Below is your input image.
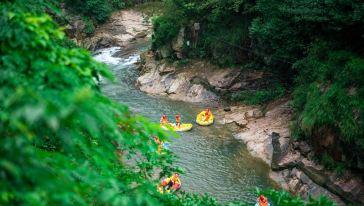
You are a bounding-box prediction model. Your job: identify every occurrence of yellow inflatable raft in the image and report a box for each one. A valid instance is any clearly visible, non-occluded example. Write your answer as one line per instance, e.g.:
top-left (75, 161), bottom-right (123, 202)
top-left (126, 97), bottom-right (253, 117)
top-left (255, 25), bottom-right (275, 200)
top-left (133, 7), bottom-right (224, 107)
top-left (161, 123), bottom-right (193, 132)
top-left (196, 111), bottom-right (214, 126)
top-left (157, 176), bottom-right (181, 194)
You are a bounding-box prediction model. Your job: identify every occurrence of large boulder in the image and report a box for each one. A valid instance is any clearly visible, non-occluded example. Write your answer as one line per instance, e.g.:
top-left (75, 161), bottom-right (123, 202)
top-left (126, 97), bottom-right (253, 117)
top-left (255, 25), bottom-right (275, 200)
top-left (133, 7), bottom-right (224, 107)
top-left (271, 168), bottom-right (346, 206)
top-left (166, 74), bottom-right (189, 94)
top-left (158, 63), bottom-right (176, 75)
top-left (186, 84), bottom-right (218, 102)
top-left (159, 44), bottom-right (173, 59)
top-left (136, 68), bottom-right (166, 94)
top-left (95, 35), bottom-right (117, 49)
top-left (171, 28), bottom-right (185, 59)
top-left (272, 132), bottom-right (289, 170)
top-left (207, 69), bottom-right (241, 89)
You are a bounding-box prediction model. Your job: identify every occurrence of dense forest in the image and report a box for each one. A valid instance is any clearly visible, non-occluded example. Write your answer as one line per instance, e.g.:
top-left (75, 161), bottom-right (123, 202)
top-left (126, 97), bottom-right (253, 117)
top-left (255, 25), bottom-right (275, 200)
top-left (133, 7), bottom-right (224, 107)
top-left (152, 0), bottom-right (364, 173)
top-left (0, 0), bottom-right (360, 205)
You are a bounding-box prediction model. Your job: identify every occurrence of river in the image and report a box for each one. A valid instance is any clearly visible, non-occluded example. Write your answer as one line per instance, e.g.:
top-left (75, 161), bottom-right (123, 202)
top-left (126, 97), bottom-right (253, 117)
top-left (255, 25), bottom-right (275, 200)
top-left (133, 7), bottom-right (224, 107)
top-left (94, 45), bottom-right (275, 204)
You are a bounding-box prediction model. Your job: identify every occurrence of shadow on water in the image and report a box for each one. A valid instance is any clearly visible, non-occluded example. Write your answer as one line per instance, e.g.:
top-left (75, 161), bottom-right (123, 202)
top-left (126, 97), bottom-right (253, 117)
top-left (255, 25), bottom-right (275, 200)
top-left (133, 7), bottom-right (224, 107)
top-left (94, 44), bottom-right (275, 204)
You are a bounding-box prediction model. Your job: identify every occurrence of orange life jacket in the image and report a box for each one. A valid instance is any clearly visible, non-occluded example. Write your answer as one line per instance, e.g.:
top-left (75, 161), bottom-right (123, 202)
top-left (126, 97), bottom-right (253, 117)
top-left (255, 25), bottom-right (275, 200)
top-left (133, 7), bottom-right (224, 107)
top-left (204, 110), bottom-right (210, 121)
top-left (259, 196), bottom-right (268, 206)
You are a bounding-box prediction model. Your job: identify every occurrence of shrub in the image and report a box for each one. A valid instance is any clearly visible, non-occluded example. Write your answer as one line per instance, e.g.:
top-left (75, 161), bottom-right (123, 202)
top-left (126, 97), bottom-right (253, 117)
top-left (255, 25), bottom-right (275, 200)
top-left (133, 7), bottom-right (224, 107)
top-left (109, 0), bottom-right (126, 9)
top-left (83, 17), bottom-right (95, 36)
top-left (64, 0), bottom-right (112, 23)
top-left (0, 2), bottom-right (174, 204)
top-left (293, 43), bottom-right (364, 150)
top-left (151, 15), bottom-right (180, 49)
top-left (231, 83), bottom-right (286, 105)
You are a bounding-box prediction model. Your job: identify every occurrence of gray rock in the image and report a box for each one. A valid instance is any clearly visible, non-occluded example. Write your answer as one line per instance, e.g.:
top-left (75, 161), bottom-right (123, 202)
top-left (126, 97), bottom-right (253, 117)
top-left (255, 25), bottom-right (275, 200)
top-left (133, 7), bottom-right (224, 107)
top-left (288, 178), bottom-right (301, 193)
top-left (245, 108), bottom-right (263, 119)
top-left (167, 75), bottom-right (189, 94)
top-left (271, 132), bottom-right (283, 170)
top-left (207, 69), bottom-right (241, 89)
top-left (298, 184), bottom-right (309, 199)
top-left (282, 169), bottom-right (290, 178)
top-left (292, 141), bottom-right (300, 150)
top-left (235, 119), bottom-right (248, 127)
top-left (158, 63), bottom-right (175, 75)
top-left (135, 31), bottom-right (148, 38)
top-left (223, 112), bottom-right (246, 126)
top-left (95, 36), bottom-right (116, 49)
top-left (299, 171), bottom-right (312, 185)
top-left (223, 107), bottom-right (231, 112)
top-left (290, 167), bottom-right (302, 178)
top-left (159, 45), bottom-right (173, 58)
top-left (298, 141), bottom-right (311, 156)
top-left (171, 28), bottom-right (185, 59)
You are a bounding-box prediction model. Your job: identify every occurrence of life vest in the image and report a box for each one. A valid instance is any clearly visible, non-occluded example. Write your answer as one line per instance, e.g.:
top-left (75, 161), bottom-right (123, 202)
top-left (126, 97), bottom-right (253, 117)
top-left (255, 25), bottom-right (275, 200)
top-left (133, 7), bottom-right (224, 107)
top-left (258, 196), bottom-right (268, 206)
top-left (161, 176), bottom-right (180, 190)
top-left (204, 110), bottom-right (210, 121)
top-left (175, 115), bottom-right (181, 127)
top-left (170, 177), bottom-right (181, 190)
top-left (161, 177), bottom-right (171, 187)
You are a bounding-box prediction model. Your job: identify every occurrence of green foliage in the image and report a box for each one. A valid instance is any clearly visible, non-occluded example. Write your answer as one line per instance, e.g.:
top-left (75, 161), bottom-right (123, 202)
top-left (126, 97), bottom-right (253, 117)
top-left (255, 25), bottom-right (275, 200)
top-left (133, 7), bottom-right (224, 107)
top-left (319, 152), bottom-right (346, 176)
top-left (293, 43), bottom-right (364, 149)
top-left (84, 17), bottom-right (96, 36)
top-left (110, 0), bottom-right (126, 10)
top-left (231, 83), bottom-right (285, 105)
top-left (151, 15), bottom-right (180, 50)
top-left (63, 0), bottom-right (144, 25)
top-left (152, 0), bottom-right (254, 66)
top-left (68, 0), bottom-right (112, 23)
top-left (0, 1), bottom-right (175, 205)
top-left (133, 1), bottom-right (165, 17)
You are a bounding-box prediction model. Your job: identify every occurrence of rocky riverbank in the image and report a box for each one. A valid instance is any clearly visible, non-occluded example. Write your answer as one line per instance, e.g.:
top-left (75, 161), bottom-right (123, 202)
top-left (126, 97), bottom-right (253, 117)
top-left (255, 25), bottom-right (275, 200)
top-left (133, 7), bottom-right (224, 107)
top-left (136, 51), bottom-right (272, 104)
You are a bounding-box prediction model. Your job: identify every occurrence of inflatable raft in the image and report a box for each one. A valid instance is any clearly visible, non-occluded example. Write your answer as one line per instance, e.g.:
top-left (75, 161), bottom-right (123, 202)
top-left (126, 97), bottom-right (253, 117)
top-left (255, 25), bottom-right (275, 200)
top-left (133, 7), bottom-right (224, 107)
top-left (196, 111), bottom-right (214, 126)
top-left (157, 183), bottom-right (181, 194)
top-left (161, 123), bottom-right (193, 132)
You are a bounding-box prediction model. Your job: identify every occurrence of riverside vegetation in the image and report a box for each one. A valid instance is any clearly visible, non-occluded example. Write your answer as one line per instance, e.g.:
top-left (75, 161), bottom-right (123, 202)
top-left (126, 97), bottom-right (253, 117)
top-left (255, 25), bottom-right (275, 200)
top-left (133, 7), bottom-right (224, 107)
top-left (0, 0), bottom-right (354, 205)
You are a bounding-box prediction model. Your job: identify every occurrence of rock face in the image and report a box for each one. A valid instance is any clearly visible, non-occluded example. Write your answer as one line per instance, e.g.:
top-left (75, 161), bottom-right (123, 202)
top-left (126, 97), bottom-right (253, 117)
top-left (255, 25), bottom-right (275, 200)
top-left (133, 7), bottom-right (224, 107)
top-left (68, 10), bottom-right (151, 50)
top-left (136, 48), bottom-right (275, 104)
top-left (230, 99), bottom-right (292, 165)
top-left (136, 53), bottom-right (243, 103)
top-left (171, 28), bottom-right (185, 59)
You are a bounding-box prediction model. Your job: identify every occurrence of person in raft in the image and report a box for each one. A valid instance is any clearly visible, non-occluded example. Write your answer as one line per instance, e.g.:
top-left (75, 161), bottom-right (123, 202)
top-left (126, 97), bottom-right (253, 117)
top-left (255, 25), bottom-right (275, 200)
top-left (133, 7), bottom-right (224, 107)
top-left (256, 195), bottom-right (269, 206)
top-left (204, 108), bottom-right (211, 121)
top-left (160, 114), bottom-right (169, 125)
top-left (175, 114), bottom-right (181, 127)
top-left (161, 173), bottom-right (181, 191)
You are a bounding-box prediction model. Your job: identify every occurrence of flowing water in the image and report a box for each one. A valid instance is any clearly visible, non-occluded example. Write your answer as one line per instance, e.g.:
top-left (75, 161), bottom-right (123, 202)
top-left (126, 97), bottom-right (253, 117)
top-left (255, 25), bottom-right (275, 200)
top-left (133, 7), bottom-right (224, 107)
top-left (94, 45), bottom-right (275, 204)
